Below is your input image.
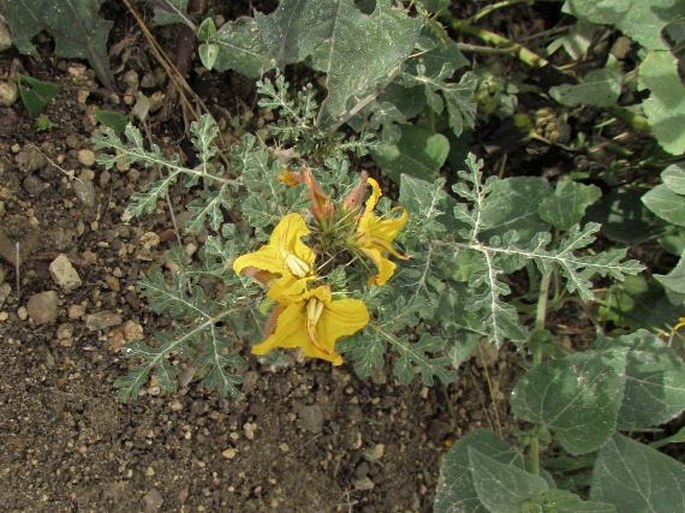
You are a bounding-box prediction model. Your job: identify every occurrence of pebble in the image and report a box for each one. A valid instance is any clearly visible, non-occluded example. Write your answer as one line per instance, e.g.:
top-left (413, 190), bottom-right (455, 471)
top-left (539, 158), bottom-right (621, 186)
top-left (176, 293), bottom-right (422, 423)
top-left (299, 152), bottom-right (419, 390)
top-left (22, 174), bottom-right (47, 197)
top-left (0, 283), bottom-right (10, 308)
top-left (77, 149), bottom-right (96, 167)
top-left (142, 489), bottom-right (163, 513)
top-left (170, 400), bottom-right (183, 412)
top-left (49, 254), bottom-right (82, 291)
top-left (0, 80), bottom-right (17, 107)
top-left (18, 306), bottom-right (28, 320)
top-left (297, 404), bottom-right (324, 434)
top-left (123, 320), bottom-right (144, 341)
top-left (86, 310), bottom-right (123, 330)
top-left (0, 19), bottom-right (11, 52)
top-left (56, 323), bottom-right (74, 347)
top-left (243, 422), bottom-right (257, 441)
top-left (352, 476), bottom-right (375, 491)
top-left (68, 304), bottom-right (86, 319)
top-left (72, 180), bottom-right (96, 208)
top-left (26, 291), bottom-right (59, 324)
top-left (15, 147), bottom-right (46, 173)
top-left (222, 448), bottom-right (237, 460)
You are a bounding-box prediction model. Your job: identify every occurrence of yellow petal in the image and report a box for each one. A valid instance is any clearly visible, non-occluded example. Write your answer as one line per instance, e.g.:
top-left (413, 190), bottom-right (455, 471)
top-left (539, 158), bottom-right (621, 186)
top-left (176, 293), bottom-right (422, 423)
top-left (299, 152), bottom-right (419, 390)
top-left (251, 302), bottom-right (309, 355)
top-left (361, 247), bottom-right (397, 286)
top-left (232, 213), bottom-right (315, 279)
top-left (314, 297), bottom-right (369, 358)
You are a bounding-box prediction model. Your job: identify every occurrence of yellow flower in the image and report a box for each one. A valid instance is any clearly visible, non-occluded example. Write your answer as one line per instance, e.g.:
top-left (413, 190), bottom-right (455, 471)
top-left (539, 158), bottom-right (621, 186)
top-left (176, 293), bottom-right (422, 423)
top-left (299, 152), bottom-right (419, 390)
top-left (280, 167), bottom-right (334, 222)
top-left (252, 285), bottom-right (369, 365)
top-left (233, 213), bottom-right (317, 300)
top-left (355, 178), bottom-right (409, 285)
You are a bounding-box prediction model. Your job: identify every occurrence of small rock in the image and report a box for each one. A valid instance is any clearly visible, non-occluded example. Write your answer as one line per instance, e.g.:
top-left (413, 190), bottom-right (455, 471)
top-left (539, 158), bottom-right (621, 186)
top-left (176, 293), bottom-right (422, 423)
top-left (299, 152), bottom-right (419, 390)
top-left (243, 422), bottom-right (257, 441)
top-left (0, 80), bottom-right (17, 107)
top-left (49, 254), bottom-right (82, 291)
top-left (73, 179), bottom-right (96, 208)
top-left (0, 19), bottom-right (11, 52)
top-left (17, 306), bottom-right (28, 320)
top-left (0, 283), bottom-right (10, 307)
top-left (352, 476), bottom-right (375, 491)
top-left (56, 323), bottom-right (74, 347)
top-left (297, 404), bottom-right (323, 434)
top-left (142, 489), bottom-right (163, 513)
top-left (242, 371), bottom-right (259, 393)
top-left (222, 448), bottom-right (237, 460)
top-left (65, 134), bottom-right (80, 149)
top-left (364, 443), bottom-right (385, 462)
top-left (15, 147), bottom-right (46, 173)
top-left (169, 400), bottom-right (183, 412)
top-left (86, 310), bottom-right (123, 330)
top-left (26, 291), bottom-right (59, 324)
top-left (123, 320), bottom-right (144, 341)
top-left (68, 304), bottom-right (86, 319)
top-left (22, 175), bottom-right (47, 197)
top-left (77, 149), bottom-right (96, 167)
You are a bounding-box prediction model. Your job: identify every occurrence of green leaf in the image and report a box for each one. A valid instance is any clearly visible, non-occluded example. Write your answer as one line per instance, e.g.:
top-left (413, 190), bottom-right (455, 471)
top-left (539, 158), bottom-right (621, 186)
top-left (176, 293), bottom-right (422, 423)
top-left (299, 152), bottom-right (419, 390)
top-left (550, 57), bottom-right (622, 107)
top-left (591, 434), bottom-right (685, 513)
top-left (531, 490), bottom-right (616, 513)
top-left (94, 109), bottom-right (129, 135)
top-left (152, 0), bottom-right (189, 26)
top-left (642, 184), bottom-right (685, 226)
top-left (655, 250), bottom-right (685, 295)
top-left (651, 425), bottom-right (685, 449)
top-left (209, 17), bottom-right (276, 77)
top-left (254, 0), bottom-right (336, 67)
top-left (373, 125), bottom-right (449, 182)
top-left (392, 333), bottom-right (455, 386)
top-left (589, 189), bottom-right (663, 244)
top-left (562, 0), bottom-right (680, 51)
top-left (3, 0), bottom-right (114, 88)
top-left (480, 177), bottom-right (551, 243)
top-left (593, 330), bottom-right (685, 430)
top-left (661, 162), bottom-right (685, 194)
top-left (511, 349), bottom-right (627, 455)
top-left (434, 430), bottom-right (526, 513)
top-left (317, 0), bottom-right (423, 127)
top-left (539, 179), bottom-right (602, 231)
top-left (638, 50), bottom-right (685, 155)
top-left (16, 73), bottom-right (59, 116)
top-left (468, 448), bottom-right (549, 513)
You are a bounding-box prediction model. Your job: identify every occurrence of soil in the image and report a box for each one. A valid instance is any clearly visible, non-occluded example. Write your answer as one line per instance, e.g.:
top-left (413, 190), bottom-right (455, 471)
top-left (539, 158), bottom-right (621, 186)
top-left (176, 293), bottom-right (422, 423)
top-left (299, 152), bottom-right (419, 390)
top-left (0, 5), bottom-right (520, 513)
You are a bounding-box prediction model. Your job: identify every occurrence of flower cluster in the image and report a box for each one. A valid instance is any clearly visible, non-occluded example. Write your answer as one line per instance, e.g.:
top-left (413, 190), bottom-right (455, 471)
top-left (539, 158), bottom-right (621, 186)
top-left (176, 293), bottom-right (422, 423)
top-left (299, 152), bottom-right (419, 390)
top-left (233, 168), bottom-right (409, 365)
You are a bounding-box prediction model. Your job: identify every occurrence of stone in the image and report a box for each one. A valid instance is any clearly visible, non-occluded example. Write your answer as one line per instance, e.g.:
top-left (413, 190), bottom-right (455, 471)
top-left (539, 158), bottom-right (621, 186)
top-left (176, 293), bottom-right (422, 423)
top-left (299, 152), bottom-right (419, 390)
top-left (15, 147), bottom-right (46, 173)
top-left (352, 476), bottom-right (375, 491)
top-left (221, 448), bottom-right (237, 460)
top-left (86, 310), bottom-right (123, 330)
top-left (77, 149), bottom-right (96, 167)
top-left (243, 422), bottom-right (257, 441)
top-left (68, 304), bottom-right (86, 319)
top-left (123, 320), bottom-right (143, 341)
top-left (142, 489), bottom-right (163, 513)
top-left (297, 404), bottom-right (324, 434)
top-left (0, 283), bottom-right (10, 307)
top-left (56, 323), bottom-right (74, 347)
top-left (0, 80), bottom-right (17, 107)
top-left (49, 254), bottom-right (82, 291)
top-left (27, 291), bottom-right (59, 324)
top-left (73, 180), bottom-right (96, 208)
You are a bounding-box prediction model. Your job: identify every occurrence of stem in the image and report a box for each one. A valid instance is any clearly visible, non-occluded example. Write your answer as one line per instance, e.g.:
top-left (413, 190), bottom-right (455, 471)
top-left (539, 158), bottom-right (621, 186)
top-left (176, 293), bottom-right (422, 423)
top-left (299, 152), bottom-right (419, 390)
top-left (470, 0), bottom-right (534, 23)
top-left (440, 13), bottom-right (550, 68)
top-left (529, 271), bottom-right (551, 475)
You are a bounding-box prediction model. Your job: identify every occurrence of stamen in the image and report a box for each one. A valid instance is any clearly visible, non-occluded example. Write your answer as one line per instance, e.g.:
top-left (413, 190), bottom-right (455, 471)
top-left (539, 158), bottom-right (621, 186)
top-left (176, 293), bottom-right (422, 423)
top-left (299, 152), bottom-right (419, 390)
top-left (285, 254), bottom-right (310, 277)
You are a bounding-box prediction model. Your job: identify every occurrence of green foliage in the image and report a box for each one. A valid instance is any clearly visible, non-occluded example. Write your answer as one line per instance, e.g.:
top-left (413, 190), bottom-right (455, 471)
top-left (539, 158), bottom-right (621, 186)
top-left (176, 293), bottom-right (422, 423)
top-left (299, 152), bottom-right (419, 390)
top-left (561, 0), bottom-right (685, 154)
top-left (16, 73), bottom-right (59, 116)
top-left (1, 0), bottom-right (114, 88)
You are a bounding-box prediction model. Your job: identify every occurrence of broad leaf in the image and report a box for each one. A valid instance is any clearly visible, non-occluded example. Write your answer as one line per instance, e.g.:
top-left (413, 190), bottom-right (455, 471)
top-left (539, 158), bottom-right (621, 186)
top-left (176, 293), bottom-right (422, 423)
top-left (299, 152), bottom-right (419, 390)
top-left (254, 0), bottom-right (336, 67)
top-left (550, 57), bottom-right (622, 107)
top-left (638, 50), bottom-right (685, 155)
top-left (591, 433), bottom-right (685, 513)
top-left (434, 430), bottom-right (525, 513)
top-left (655, 249), bottom-right (685, 295)
top-left (662, 163), bottom-right (685, 195)
top-left (3, 0), bottom-right (114, 88)
top-left (469, 448), bottom-right (549, 513)
top-left (373, 125), bottom-right (450, 182)
top-left (593, 330), bottom-right (685, 430)
top-left (317, 0), bottom-right (423, 127)
top-left (539, 179), bottom-right (602, 231)
top-left (152, 0), bottom-right (189, 26)
top-left (563, 0), bottom-right (680, 51)
top-left (511, 349), bottom-right (627, 455)
top-left (208, 17), bottom-right (275, 76)
top-left (642, 183), bottom-right (685, 226)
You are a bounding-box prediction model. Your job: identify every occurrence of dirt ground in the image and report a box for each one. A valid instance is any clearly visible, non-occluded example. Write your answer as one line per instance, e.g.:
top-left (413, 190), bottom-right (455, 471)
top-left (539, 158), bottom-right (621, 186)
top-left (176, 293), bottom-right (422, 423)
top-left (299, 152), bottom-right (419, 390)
top-left (0, 12), bottom-right (519, 513)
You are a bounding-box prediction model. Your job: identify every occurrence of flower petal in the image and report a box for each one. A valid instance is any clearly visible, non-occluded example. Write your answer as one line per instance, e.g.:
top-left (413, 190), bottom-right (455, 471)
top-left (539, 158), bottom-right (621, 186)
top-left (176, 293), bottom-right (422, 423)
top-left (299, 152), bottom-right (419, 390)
top-left (361, 247), bottom-right (397, 286)
top-left (251, 302), bottom-right (308, 355)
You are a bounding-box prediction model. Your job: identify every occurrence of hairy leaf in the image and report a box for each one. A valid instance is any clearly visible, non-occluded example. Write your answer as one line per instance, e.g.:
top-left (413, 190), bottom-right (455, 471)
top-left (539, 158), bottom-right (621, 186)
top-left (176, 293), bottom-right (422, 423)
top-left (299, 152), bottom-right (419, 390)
top-left (511, 349), bottom-right (627, 455)
top-left (642, 184), bottom-right (685, 226)
top-left (539, 179), bottom-right (602, 231)
top-left (550, 57), bottom-right (621, 108)
top-left (591, 434), bottom-right (685, 512)
top-left (3, 0), bottom-right (114, 88)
